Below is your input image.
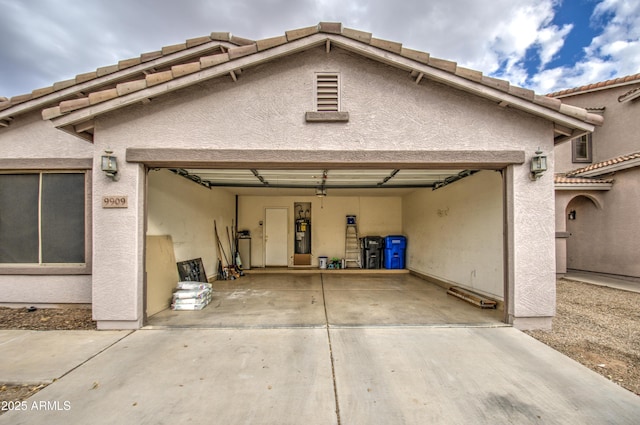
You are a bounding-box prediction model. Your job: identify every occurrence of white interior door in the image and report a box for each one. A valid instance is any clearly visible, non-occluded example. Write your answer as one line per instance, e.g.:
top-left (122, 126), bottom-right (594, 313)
top-left (265, 208), bottom-right (288, 266)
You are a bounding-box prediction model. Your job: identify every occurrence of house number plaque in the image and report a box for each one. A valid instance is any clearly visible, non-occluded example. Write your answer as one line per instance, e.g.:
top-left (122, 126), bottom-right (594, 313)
top-left (102, 196), bottom-right (128, 208)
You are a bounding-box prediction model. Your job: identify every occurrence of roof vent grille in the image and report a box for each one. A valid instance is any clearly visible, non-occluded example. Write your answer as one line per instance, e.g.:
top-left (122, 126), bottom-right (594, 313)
top-left (316, 73), bottom-right (339, 112)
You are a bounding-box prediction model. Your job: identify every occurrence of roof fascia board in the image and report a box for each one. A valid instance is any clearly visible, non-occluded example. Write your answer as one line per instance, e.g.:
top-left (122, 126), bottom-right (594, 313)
top-left (51, 32), bottom-right (593, 133)
top-left (553, 128), bottom-right (590, 145)
top-left (50, 34), bottom-right (330, 128)
top-left (326, 35), bottom-right (595, 133)
top-left (574, 157), bottom-right (640, 177)
top-left (127, 148), bottom-right (525, 169)
top-left (1, 40), bottom-right (237, 121)
top-left (554, 183), bottom-right (612, 190)
top-left (553, 80), bottom-right (640, 99)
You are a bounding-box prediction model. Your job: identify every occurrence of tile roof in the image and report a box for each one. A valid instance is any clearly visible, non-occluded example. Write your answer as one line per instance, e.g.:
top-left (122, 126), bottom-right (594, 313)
top-left (554, 173), bottom-right (614, 191)
top-left (0, 22), bottom-right (604, 133)
top-left (565, 152), bottom-right (640, 177)
top-left (554, 174), bottom-right (614, 184)
top-left (548, 73), bottom-right (640, 98)
top-left (0, 37), bottom-right (237, 125)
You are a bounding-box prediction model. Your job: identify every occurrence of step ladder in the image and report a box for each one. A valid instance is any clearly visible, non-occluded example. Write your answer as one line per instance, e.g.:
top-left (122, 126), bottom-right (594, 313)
top-left (344, 215), bottom-right (361, 268)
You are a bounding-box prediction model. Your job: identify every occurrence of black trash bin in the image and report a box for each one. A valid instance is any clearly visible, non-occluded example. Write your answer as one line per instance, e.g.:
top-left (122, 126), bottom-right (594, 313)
top-left (361, 236), bottom-right (384, 269)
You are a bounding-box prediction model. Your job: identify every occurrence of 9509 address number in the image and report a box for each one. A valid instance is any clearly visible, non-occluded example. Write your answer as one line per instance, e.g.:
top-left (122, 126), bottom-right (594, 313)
top-left (102, 196), bottom-right (128, 208)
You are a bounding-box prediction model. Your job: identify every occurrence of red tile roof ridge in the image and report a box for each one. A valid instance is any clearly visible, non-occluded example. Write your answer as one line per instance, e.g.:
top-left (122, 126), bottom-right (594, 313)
top-left (547, 73), bottom-right (640, 98)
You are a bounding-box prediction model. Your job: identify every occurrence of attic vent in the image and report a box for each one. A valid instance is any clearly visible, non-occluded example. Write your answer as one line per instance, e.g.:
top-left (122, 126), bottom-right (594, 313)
top-left (316, 73), bottom-right (340, 112)
top-left (305, 72), bottom-right (348, 122)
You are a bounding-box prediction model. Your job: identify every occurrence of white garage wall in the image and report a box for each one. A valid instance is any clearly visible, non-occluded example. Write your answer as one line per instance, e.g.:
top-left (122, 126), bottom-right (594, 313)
top-left (238, 195), bottom-right (402, 267)
top-left (147, 169), bottom-right (235, 280)
top-left (403, 171), bottom-right (504, 298)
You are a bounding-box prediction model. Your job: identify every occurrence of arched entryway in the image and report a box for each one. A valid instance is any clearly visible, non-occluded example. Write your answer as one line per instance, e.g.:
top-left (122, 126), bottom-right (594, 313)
top-left (566, 195), bottom-right (604, 272)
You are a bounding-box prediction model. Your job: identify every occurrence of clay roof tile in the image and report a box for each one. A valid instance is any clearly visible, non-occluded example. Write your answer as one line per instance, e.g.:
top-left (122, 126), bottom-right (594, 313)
top-left (566, 152), bottom-right (640, 176)
top-left (285, 25), bottom-right (320, 42)
top-left (0, 21), bottom-right (602, 131)
top-left (548, 72), bottom-right (640, 97)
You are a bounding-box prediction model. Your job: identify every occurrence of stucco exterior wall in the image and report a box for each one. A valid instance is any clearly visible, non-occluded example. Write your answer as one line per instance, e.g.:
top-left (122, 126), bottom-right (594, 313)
top-left (0, 112), bottom-right (93, 305)
top-left (506, 160), bottom-right (557, 329)
top-left (90, 157), bottom-right (145, 328)
top-left (238, 195), bottom-right (402, 268)
top-left (554, 140), bottom-right (574, 175)
top-left (0, 111), bottom-right (93, 160)
top-left (99, 47), bottom-right (549, 153)
top-left (403, 171), bottom-right (504, 298)
top-left (554, 84), bottom-right (639, 281)
top-left (86, 46), bottom-right (555, 329)
top-left (564, 168), bottom-right (640, 278)
top-left (0, 275), bottom-right (91, 306)
top-left (555, 82), bottom-right (640, 174)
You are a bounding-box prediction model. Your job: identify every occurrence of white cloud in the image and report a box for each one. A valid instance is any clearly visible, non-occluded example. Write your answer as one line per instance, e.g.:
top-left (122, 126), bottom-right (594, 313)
top-left (0, 0), bottom-right (637, 97)
top-left (533, 0), bottom-right (640, 93)
top-left (348, 0), bottom-right (571, 90)
top-left (531, 67), bottom-right (567, 94)
top-left (537, 23), bottom-right (573, 67)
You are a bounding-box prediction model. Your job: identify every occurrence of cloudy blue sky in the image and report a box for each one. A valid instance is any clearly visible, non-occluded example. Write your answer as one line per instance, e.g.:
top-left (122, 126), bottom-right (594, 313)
top-left (1, 0), bottom-right (638, 98)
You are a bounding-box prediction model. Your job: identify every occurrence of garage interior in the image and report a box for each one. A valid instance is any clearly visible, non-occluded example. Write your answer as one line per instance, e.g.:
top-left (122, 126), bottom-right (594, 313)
top-left (145, 165), bottom-right (506, 327)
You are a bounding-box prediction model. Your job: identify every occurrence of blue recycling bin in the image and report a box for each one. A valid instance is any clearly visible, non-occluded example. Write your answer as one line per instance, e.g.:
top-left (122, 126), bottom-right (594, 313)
top-left (383, 235), bottom-right (406, 269)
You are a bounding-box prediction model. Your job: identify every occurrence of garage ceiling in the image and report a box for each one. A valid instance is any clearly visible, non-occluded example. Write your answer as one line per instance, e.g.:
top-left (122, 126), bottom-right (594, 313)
top-left (169, 168), bottom-right (477, 196)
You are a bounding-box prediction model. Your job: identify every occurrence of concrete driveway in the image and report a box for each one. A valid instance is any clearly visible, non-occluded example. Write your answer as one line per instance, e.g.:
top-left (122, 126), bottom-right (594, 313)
top-left (1, 273), bottom-right (639, 424)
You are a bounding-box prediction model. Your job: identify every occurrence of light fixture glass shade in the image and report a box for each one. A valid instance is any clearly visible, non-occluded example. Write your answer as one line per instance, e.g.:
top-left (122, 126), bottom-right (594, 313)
top-left (531, 155), bottom-right (547, 173)
top-left (101, 151), bottom-right (118, 177)
top-left (530, 150), bottom-right (547, 179)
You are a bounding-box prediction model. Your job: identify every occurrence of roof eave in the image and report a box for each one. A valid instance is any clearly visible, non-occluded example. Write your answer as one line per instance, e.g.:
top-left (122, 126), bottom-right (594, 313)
top-left (0, 40), bottom-right (238, 121)
top-left (549, 73), bottom-right (640, 99)
top-left (48, 33), bottom-right (598, 138)
top-left (554, 183), bottom-right (612, 191)
top-left (571, 157), bottom-right (640, 177)
top-left (49, 34), bottom-right (329, 130)
top-left (328, 36), bottom-right (597, 133)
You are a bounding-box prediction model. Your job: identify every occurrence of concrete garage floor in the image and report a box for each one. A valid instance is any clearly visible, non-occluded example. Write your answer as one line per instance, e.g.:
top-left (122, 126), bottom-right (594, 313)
top-left (146, 272), bottom-right (505, 328)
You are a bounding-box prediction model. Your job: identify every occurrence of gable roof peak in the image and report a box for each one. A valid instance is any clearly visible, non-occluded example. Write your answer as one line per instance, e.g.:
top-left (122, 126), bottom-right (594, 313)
top-left (0, 22), bottom-right (603, 138)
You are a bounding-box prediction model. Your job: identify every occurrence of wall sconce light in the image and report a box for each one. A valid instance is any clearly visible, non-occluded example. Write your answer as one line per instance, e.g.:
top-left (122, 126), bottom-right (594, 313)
top-left (101, 150), bottom-right (118, 179)
top-left (530, 149), bottom-right (547, 180)
top-left (568, 210), bottom-right (576, 220)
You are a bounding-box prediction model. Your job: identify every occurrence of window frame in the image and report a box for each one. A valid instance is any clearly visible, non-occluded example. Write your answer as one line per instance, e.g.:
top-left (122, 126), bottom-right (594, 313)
top-left (0, 160), bottom-right (92, 275)
top-left (571, 133), bottom-right (593, 163)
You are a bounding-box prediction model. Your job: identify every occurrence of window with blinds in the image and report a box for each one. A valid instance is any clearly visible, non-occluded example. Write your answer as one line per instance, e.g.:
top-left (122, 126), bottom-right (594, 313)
top-left (0, 172), bottom-right (87, 265)
top-left (315, 73), bottom-right (340, 112)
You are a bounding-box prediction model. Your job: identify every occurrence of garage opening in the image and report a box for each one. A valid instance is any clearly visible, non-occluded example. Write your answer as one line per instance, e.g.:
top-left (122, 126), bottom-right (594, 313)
top-left (144, 164), bottom-right (506, 327)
